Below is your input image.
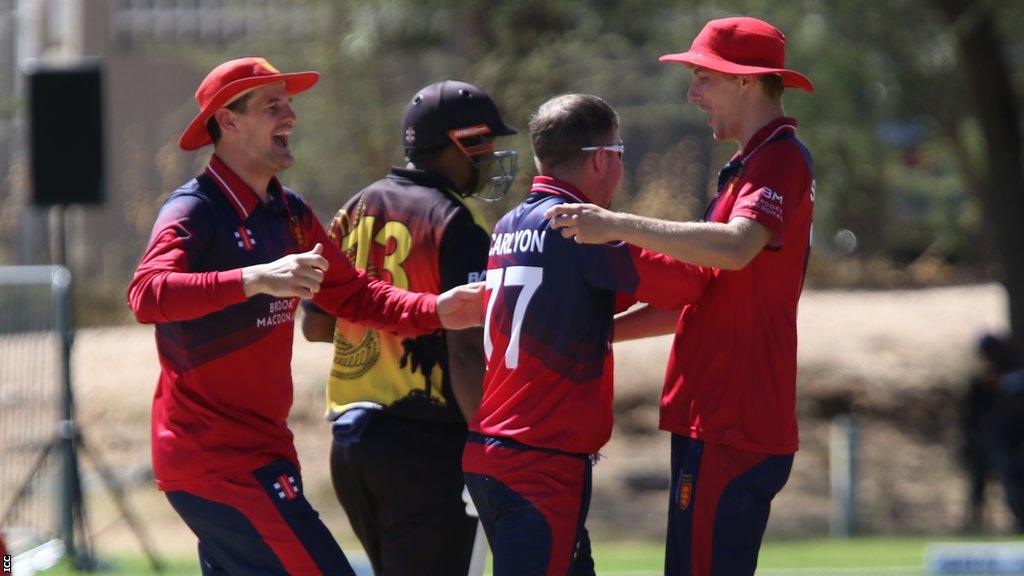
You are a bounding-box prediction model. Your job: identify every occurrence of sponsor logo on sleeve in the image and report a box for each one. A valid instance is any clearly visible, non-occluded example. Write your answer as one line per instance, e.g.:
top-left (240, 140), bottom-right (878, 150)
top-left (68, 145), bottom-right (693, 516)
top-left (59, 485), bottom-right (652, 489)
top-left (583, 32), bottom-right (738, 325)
top-left (753, 187), bottom-right (784, 222)
top-left (763, 188), bottom-right (783, 203)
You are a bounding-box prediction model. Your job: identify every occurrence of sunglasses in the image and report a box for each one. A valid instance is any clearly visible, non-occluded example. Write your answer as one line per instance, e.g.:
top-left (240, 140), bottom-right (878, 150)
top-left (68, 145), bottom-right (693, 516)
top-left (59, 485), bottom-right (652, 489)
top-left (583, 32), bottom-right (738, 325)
top-left (581, 143), bottom-right (625, 158)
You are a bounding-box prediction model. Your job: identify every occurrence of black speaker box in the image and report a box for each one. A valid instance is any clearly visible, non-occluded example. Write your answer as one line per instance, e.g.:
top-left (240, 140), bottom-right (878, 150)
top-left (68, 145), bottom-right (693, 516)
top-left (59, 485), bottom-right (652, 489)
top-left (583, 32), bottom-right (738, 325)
top-left (26, 61), bottom-right (105, 206)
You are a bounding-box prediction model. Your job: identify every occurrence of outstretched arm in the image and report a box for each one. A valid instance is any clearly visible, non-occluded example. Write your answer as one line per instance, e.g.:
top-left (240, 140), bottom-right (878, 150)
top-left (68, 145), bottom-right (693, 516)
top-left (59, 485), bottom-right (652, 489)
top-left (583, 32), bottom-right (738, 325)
top-left (545, 203), bottom-right (769, 270)
top-left (614, 303), bottom-right (680, 342)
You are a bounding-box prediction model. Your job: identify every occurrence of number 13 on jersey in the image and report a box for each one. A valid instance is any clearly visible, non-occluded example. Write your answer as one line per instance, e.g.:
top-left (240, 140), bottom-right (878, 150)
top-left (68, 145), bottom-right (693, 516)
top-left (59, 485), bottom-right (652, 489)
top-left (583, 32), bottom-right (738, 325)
top-left (483, 266), bottom-right (543, 369)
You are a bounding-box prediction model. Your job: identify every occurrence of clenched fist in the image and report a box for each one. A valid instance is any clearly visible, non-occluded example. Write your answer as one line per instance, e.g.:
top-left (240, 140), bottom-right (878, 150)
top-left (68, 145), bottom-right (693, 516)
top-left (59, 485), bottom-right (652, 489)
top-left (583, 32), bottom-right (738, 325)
top-left (437, 282), bottom-right (486, 329)
top-left (242, 243), bottom-right (329, 299)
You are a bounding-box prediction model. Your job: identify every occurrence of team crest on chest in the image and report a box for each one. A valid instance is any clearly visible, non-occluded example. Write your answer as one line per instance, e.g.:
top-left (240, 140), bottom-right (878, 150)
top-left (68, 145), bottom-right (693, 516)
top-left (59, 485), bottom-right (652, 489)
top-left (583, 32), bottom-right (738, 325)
top-left (288, 216), bottom-right (306, 248)
top-left (332, 330), bottom-right (381, 380)
top-left (234, 227), bottom-right (255, 251)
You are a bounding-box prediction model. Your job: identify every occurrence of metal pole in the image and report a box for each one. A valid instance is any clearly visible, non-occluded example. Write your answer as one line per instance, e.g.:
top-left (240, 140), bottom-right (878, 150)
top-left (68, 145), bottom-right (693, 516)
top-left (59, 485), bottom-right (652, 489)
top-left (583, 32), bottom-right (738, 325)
top-left (829, 413), bottom-right (859, 537)
top-left (50, 204), bottom-right (65, 267)
top-left (51, 265), bottom-right (76, 561)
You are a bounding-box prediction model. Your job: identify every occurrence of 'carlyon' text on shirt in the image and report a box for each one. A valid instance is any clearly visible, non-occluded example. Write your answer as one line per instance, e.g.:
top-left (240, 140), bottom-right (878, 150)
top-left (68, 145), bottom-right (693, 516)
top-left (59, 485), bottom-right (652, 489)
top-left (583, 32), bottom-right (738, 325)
top-left (257, 298), bottom-right (297, 328)
top-left (489, 229), bottom-right (546, 257)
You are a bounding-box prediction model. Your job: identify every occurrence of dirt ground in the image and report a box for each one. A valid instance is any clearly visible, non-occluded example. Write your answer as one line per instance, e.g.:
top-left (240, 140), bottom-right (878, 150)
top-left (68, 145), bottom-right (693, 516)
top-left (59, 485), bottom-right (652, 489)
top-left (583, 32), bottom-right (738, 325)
top-left (32, 282), bottom-right (1015, 555)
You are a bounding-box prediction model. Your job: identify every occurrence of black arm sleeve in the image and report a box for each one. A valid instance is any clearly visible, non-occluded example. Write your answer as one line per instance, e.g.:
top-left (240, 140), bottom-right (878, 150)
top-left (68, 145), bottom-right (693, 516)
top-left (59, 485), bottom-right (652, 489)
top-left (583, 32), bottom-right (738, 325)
top-left (438, 209), bottom-right (490, 291)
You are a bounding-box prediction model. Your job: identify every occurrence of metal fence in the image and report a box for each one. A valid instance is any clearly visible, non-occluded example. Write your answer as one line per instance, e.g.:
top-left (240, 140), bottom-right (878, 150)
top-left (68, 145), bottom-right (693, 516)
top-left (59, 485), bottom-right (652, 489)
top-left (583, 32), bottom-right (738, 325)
top-left (0, 265), bottom-right (71, 556)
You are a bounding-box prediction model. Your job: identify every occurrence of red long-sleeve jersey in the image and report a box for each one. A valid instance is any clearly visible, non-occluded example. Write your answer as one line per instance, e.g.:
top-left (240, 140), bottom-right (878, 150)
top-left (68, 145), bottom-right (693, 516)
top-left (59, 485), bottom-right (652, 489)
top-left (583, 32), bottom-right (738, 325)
top-left (128, 156), bottom-right (440, 490)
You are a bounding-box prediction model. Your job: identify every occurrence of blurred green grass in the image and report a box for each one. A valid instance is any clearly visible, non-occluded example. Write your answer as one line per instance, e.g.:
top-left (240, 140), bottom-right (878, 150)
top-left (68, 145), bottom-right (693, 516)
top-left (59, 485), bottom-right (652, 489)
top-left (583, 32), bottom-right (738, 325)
top-left (592, 537), bottom-right (930, 571)
top-left (34, 536), bottom-right (1024, 575)
top-left (33, 536), bottom-right (951, 575)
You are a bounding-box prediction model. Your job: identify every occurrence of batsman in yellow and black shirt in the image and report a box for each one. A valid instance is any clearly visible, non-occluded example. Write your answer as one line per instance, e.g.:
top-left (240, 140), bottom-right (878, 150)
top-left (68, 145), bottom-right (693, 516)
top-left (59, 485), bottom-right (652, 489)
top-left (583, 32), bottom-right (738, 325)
top-left (301, 80), bottom-right (517, 576)
top-left (309, 167), bottom-right (489, 423)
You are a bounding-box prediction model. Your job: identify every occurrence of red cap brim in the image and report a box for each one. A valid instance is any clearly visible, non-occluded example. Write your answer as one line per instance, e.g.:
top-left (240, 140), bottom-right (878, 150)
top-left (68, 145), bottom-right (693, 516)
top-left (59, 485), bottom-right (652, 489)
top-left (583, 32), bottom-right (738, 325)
top-left (659, 52), bottom-right (814, 93)
top-left (178, 71), bottom-right (319, 151)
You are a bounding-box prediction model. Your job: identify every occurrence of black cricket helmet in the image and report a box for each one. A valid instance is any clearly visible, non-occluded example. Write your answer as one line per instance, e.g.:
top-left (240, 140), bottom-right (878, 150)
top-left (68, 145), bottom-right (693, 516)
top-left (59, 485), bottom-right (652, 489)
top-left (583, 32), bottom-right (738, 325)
top-left (403, 80), bottom-right (518, 201)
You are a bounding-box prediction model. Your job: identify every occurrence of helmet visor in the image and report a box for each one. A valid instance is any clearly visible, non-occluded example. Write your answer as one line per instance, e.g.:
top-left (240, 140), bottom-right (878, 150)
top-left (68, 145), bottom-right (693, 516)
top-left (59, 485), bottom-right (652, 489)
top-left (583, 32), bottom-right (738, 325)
top-left (472, 149), bottom-right (517, 202)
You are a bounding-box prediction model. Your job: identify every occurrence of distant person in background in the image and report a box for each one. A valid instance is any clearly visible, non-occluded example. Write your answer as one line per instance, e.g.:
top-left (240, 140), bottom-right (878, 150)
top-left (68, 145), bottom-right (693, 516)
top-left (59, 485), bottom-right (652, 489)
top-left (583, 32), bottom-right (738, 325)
top-left (960, 334), bottom-right (1006, 531)
top-left (127, 57), bottom-right (483, 575)
top-left (546, 16), bottom-right (815, 576)
top-left (301, 79), bottom-right (517, 576)
top-left (961, 333), bottom-right (1024, 532)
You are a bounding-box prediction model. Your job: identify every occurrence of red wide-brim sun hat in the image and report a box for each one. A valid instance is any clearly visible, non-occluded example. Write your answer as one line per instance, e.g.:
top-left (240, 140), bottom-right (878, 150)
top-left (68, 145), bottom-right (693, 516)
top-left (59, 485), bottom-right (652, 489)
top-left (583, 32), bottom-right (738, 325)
top-left (659, 17), bottom-right (814, 93)
top-left (178, 57), bottom-right (319, 151)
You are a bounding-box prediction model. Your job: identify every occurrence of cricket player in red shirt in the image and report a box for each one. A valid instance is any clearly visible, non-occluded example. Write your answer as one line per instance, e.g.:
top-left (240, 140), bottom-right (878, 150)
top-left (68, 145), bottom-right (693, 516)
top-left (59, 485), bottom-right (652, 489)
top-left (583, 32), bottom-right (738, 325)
top-left (466, 94), bottom-right (707, 576)
top-left (547, 17), bottom-right (815, 576)
top-left (127, 57), bottom-right (482, 575)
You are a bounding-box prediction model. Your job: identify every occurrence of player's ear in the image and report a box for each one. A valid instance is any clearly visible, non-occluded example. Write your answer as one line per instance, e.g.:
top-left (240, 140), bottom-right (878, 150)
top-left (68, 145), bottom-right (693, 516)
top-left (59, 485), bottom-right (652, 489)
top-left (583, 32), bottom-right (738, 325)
top-left (214, 108), bottom-right (237, 133)
top-left (590, 148), bottom-right (604, 175)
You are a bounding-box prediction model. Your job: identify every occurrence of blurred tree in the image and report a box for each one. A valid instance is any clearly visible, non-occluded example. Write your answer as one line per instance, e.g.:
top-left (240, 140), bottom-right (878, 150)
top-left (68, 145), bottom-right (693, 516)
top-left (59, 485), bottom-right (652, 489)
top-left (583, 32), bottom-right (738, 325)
top-left (14, 0), bottom-right (1024, 323)
top-left (177, 0), bottom-right (1020, 290)
top-left (931, 0), bottom-right (1024, 358)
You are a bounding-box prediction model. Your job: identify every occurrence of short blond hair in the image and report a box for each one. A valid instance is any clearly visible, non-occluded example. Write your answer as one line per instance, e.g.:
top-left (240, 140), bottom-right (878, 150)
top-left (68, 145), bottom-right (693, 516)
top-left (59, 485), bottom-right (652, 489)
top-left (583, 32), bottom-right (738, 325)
top-left (529, 94), bottom-right (619, 171)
